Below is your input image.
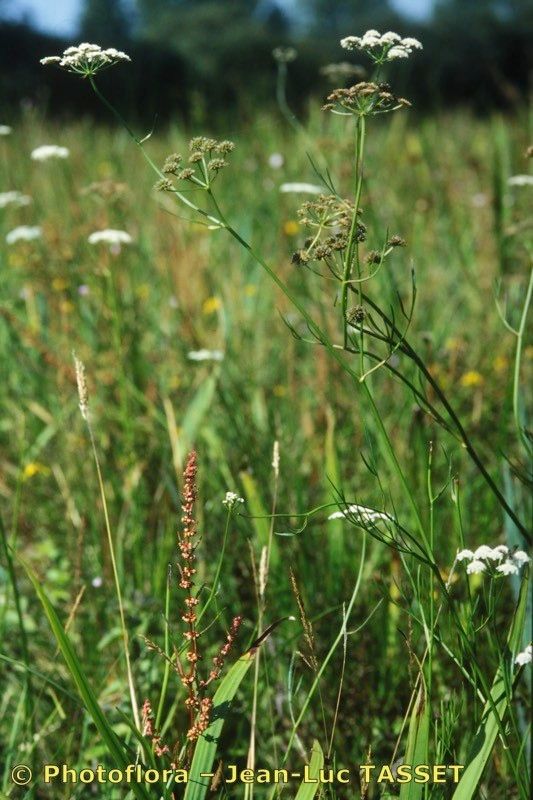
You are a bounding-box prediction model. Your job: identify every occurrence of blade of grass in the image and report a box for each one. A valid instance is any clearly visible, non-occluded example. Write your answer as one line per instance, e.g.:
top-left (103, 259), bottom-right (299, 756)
top-left (294, 740), bottom-right (324, 800)
top-left (399, 680), bottom-right (430, 800)
top-left (184, 650), bottom-right (256, 800)
top-left (17, 554), bottom-right (152, 800)
top-left (239, 470), bottom-right (279, 569)
top-left (451, 572), bottom-right (530, 800)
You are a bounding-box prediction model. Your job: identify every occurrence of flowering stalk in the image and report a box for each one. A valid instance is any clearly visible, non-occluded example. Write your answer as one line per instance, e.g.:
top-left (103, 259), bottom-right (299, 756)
top-left (174, 453), bottom-right (243, 754)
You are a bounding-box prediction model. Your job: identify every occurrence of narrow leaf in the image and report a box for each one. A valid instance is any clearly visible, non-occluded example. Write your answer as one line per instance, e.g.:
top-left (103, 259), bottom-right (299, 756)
top-left (452, 574), bottom-right (529, 800)
top-left (184, 651), bottom-right (256, 800)
top-left (19, 556), bottom-right (152, 800)
top-left (399, 682), bottom-right (430, 800)
top-left (294, 740), bottom-right (324, 800)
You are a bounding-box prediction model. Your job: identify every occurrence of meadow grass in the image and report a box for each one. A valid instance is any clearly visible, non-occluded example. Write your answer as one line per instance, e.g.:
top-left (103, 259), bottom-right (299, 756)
top-left (0, 90), bottom-right (531, 800)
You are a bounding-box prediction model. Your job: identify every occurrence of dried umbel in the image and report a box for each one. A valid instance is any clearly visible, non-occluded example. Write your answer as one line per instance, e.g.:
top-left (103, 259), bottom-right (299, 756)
top-left (272, 46), bottom-right (297, 64)
top-left (157, 138), bottom-right (235, 191)
top-left (323, 82), bottom-right (411, 116)
top-left (320, 61), bottom-right (366, 84)
top-left (291, 194), bottom-right (365, 266)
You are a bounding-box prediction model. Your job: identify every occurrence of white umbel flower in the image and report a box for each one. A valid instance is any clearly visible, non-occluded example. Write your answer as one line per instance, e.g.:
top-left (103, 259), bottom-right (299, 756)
top-left (88, 228), bottom-right (132, 246)
top-left (268, 153), bottom-right (284, 169)
top-left (187, 349), bottom-right (224, 362)
top-left (222, 491), bottom-right (244, 509)
top-left (88, 229), bottom-right (133, 254)
top-left (493, 544), bottom-right (509, 556)
top-left (328, 504), bottom-right (393, 523)
top-left (31, 145), bottom-right (70, 161)
top-left (279, 182), bottom-right (323, 194)
top-left (6, 225), bottom-right (42, 244)
top-left (40, 43), bottom-right (130, 77)
top-left (456, 549), bottom-right (474, 562)
top-left (0, 191), bottom-right (32, 208)
top-left (508, 175), bottom-right (533, 187)
top-left (512, 550), bottom-right (530, 566)
top-left (0, 125), bottom-right (12, 136)
top-left (496, 560), bottom-right (519, 576)
top-left (341, 30), bottom-right (422, 62)
top-left (387, 46), bottom-right (410, 60)
top-left (515, 644), bottom-right (532, 666)
top-left (466, 559), bottom-right (486, 575)
top-left (474, 545), bottom-right (496, 560)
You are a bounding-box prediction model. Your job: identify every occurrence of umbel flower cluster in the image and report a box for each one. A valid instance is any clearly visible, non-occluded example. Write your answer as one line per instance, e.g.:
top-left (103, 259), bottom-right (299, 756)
top-left (291, 193), bottom-right (404, 274)
top-left (40, 43), bottom-right (130, 77)
top-left (456, 545), bottom-right (530, 576)
top-left (341, 30), bottom-right (423, 62)
top-left (156, 137), bottom-right (235, 192)
top-left (323, 81), bottom-right (411, 116)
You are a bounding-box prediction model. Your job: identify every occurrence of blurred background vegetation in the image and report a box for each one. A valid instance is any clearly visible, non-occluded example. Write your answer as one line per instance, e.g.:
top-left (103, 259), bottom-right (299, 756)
top-left (1, 0), bottom-right (532, 126)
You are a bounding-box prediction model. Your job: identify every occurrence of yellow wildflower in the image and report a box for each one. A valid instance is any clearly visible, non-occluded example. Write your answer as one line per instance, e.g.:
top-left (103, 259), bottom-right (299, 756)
top-left (60, 300), bottom-right (74, 314)
top-left (202, 296), bottom-right (222, 315)
top-left (460, 370), bottom-right (484, 388)
top-left (273, 384), bottom-right (287, 397)
top-left (283, 220), bottom-right (299, 236)
top-left (493, 355), bottom-right (508, 374)
top-left (52, 277), bottom-right (68, 291)
top-left (23, 462), bottom-right (50, 480)
top-left (136, 283), bottom-right (150, 300)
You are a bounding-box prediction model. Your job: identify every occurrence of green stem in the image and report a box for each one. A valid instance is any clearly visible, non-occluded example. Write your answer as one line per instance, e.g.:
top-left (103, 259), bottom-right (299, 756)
top-left (512, 267), bottom-right (533, 455)
top-left (342, 114), bottom-right (366, 353)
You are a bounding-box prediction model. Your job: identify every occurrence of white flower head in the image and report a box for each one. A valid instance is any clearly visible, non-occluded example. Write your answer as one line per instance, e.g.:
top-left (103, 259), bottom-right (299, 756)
top-left (88, 228), bottom-right (133, 254)
top-left (268, 153), bottom-right (284, 169)
top-left (0, 191), bottom-right (32, 209)
top-left (508, 175), bottom-right (533, 187)
top-left (6, 225), bottom-right (42, 244)
top-left (466, 559), bottom-right (486, 575)
top-left (328, 504), bottom-right (393, 523)
top-left (456, 549), bottom-right (474, 562)
top-left (31, 145), bottom-right (70, 162)
top-left (493, 544), bottom-right (509, 555)
top-left (340, 30), bottom-right (422, 62)
top-left (40, 43), bottom-right (130, 77)
top-left (387, 46), bottom-right (409, 60)
top-left (496, 560), bottom-right (519, 576)
top-left (515, 644), bottom-right (532, 667)
top-left (401, 38), bottom-right (423, 50)
top-left (279, 182), bottom-right (323, 195)
top-left (380, 31), bottom-right (402, 44)
top-left (222, 491), bottom-right (244, 510)
top-left (512, 550), bottom-right (530, 566)
top-left (0, 125), bottom-right (12, 136)
top-left (474, 545), bottom-right (496, 560)
top-left (187, 349), bottom-right (224, 362)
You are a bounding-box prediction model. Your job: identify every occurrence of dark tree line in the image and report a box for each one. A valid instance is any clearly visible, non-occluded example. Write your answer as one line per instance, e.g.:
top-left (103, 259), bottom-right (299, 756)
top-left (0, 0), bottom-right (531, 125)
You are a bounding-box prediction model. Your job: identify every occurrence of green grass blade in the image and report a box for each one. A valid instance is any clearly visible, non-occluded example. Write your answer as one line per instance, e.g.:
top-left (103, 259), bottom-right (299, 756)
top-left (451, 573), bottom-right (529, 800)
top-left (324, 407), bottom-right (343, 573)
top-left (239, 470), bottom-right (279, 567)
top-left (184, 650), bottom-right (256, 800)
top-left (294, 740), bottom-right (324, 800)
top-left (18, 556), bottom-right (152, 800)
top-left (181, 373), bottom-right (218, 452)
top-left (399, 682), bottom-right (430, 800)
